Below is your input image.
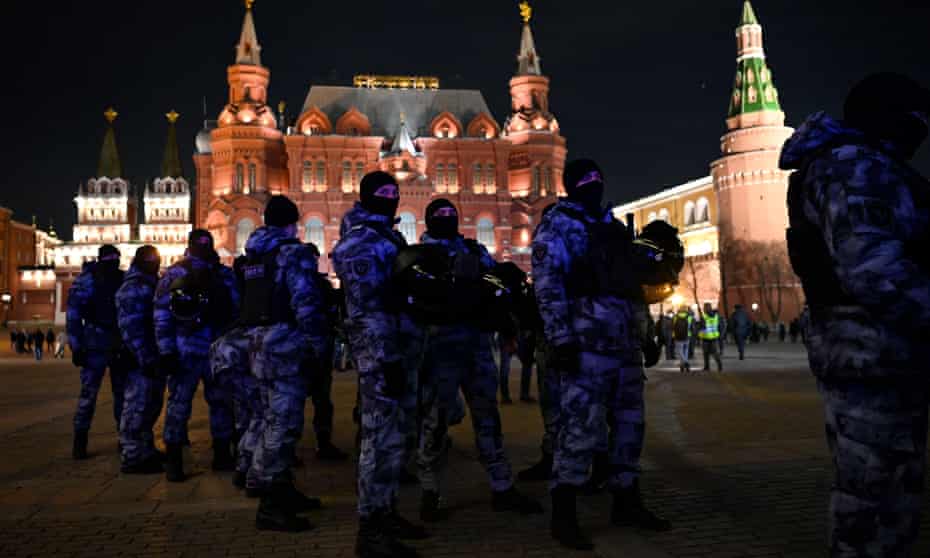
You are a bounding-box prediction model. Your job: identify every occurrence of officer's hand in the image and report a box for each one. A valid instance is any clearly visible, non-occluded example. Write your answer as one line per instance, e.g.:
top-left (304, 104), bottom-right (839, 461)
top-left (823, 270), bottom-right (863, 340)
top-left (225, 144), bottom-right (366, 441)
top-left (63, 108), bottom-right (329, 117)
top-left (71, 348), bottom-right (87, 368)
top-left (382, 359), bottom-right (407, 400)
top-left (643, 337), bottom-right (660, 369)
top-left (142, 361), bottom-right (161, 379)
top-left (159, 353), bottom-right (180, 377)
top-left (551, 342), bottom-right (581, 375)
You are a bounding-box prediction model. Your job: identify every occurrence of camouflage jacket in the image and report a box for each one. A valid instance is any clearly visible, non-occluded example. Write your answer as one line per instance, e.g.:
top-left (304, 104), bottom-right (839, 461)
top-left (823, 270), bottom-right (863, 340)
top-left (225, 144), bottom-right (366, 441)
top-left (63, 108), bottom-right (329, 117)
top-left (531, 199), bottom-right (636, 355)
top-left (781, 111), bottom-right (930, 379)
top-left (242, 226), bottom-right (330, 359)
top-left (66, 262), bottom-right (124, 354)
top-left (332, 203), bottom-right (407, 366)
top-left (420, 232), bottom-right (497, 270)
top-left (115, 267), bottom-right (158, 367)
top-left (154, 254), bottom-right (240, 357)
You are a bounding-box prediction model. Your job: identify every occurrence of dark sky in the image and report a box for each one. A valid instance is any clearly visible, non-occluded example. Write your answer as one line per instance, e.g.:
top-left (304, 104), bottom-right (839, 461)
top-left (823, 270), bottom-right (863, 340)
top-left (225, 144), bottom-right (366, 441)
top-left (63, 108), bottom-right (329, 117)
top-left (3, 0), bottom-right (929, 239)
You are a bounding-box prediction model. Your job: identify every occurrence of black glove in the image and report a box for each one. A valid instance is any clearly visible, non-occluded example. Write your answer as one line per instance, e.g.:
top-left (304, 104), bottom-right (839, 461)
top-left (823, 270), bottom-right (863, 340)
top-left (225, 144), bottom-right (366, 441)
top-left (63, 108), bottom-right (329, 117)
top-left (159, 353), bottom-right (180, 377)
top-left (642, 337), bottom-right (660, 369)
top-left (71, 348), bottom-right (88, 368)
top-left (550, 341), bottom-right (581, 375)
top-left (382, 359), bottom-right (407, 400)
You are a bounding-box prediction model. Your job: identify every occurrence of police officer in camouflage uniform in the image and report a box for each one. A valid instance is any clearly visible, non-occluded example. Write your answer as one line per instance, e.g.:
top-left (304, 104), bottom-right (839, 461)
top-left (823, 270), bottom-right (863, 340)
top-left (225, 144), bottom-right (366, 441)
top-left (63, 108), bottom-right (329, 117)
top-left (532, 159), bottom-right (670, 550)
top-left (154, 230), bottom-right (239, 482)
top-left (782, 73), bottom-right (930, 558)
top-left (116, 245), bottom-right (166, 474)
top-left (416, 198), bottom-right (542, 522)
top-left (233, 196), bottom-right (328, 532)
top-left (333, 171), bottom-right (429, 558)
top-left (68, 244), bottom-right (127, 460)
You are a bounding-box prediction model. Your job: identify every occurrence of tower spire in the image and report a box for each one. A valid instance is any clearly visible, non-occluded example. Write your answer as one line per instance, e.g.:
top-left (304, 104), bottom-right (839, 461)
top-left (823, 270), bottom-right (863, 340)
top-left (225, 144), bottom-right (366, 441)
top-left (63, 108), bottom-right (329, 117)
top-left (728, 0), bottom-right (781, 120)
top-left (97, 107), bottom-right (123, 178)
top-left (516, 2), bottom-right (542, 76)
top-left (235, 0), bottom-right (262, 66)
top-left (389, 114), bottom-right (419, 157)
top-left (161, 110), bottom-right (184, 178)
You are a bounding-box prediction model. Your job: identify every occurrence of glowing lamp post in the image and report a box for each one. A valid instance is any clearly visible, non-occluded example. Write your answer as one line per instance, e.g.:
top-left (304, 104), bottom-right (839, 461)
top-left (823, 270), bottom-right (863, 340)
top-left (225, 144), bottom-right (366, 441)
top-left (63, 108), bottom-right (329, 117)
top-left (0, 292), bottom-right (11, 328)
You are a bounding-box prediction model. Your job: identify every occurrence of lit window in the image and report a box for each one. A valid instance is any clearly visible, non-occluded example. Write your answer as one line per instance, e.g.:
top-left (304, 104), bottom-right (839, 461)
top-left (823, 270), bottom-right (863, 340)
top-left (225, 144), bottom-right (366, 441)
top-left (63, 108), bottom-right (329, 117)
top-left (532, 167), bottom-right (541, 197)
top-left (684, 201), bottom-right (695, 226)
top-left (473, 163), bottom-right (483, 192)
top-left (477, 218), bottom-right (495, 251)
top-left (355, 162), bottom-right (365, 185)
top-left (436, 164), bottom-right (445, 190)
top-left (315, 161), bottom-right (326, 190)
top-left (302, 161), bottom-right (312, 189)
top-left (236, 219), bottom-right (256, 255)
top-left (398, 212), bottom-right (417, 244)
top-left (304, 218), bottom-right (325, 252)
top-left (248, 164), bottom-right (257, 191)
top-left (448, 164), bottom-right (458, 188)
top-left (486, 163), bottom-right (496, 190)
top-left (235, 164), bottom-right (244, 193)
top-left (342, 161), bottom-right (352, 189)
top-left (658, 208), bottom-right (670, 222)
top-left (696, 197), bottom-right (710, 223)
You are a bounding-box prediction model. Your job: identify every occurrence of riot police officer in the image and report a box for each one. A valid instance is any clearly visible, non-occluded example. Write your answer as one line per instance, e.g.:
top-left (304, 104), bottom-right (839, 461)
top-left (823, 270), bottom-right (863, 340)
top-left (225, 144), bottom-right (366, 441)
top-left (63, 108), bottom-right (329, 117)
top-left (154, 230), bottom-right (239, 481)
top-left (333, 171), bottom-right (428, 558)
top-left (532, 159), bottom-right (670, 550)
top-left (115, 245), bottom-right (166, 474)
top-left (68, 244), bottom-right (127, 459)
top-left (782, 73), bottom-right (930, 557)
top-left (416, 198), bottom-right (542, 522)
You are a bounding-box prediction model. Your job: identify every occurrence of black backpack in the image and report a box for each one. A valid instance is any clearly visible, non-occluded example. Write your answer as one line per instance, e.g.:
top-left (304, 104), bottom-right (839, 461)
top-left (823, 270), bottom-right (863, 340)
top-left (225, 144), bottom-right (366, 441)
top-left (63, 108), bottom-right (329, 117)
top-left (169, 261), bottom-right (233, 331)
top-left (85, 263), bottom-right (124, 329)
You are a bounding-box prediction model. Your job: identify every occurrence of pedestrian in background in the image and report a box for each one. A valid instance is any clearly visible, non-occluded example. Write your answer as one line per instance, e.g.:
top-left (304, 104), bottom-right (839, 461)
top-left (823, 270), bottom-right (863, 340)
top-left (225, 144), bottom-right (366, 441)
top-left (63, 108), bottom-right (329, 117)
top-left (9, 330), bottom-right (15, 352)
top-left (33, 329), bottom-right (44, 360)
top-left (672, 306), bottom-right (692, 373)
top-left (698, 303), bottom-right (722, 372)
top-left (55, 331), bottom-right (65, 358)
top-left (729, 304), bottom-right (751, 360)
top-left (46, 328), bottom-right (55, 352)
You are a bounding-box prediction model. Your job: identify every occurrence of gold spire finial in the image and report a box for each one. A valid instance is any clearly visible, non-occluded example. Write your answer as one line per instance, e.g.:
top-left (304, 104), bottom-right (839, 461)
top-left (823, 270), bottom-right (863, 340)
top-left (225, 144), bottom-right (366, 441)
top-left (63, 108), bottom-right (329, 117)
top-left (399, 111), bottom-right (406, 125)
top-left (166, 110), bottom-right (180, 124)
top-left (104, 107), bottom-right (118, 123)
top-left (245, 0), bottom-right (255, 10)
top-left (519, 1), bottom-right (532, 24)
top-left (278, 100), bottom-right (286, 113)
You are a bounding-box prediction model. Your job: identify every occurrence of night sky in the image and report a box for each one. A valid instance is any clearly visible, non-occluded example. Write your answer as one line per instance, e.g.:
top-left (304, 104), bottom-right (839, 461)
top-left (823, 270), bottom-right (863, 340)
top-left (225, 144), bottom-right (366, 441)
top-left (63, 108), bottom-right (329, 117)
top-left (4, 0), bottom-right (930, 239)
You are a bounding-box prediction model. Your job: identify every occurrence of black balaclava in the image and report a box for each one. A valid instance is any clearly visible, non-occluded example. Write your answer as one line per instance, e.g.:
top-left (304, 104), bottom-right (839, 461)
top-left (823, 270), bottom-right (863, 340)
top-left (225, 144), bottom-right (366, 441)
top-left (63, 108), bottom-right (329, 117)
top-left (132, 245), bottom-right (161, 277)
top-left (425, 198), bottom-right (459, 239)
top-left (844, 73), bottom-right (930, 160)
top-left (97, 244), bottom-right (121, 272)
top-left (360, 171), bottom-right (400, 219)
top-left (188, 229), bottom-right (216, 261)
top-left (563, 159), bottom-right (605, 215)
top-left (264, 195), bottom-right (300, 227)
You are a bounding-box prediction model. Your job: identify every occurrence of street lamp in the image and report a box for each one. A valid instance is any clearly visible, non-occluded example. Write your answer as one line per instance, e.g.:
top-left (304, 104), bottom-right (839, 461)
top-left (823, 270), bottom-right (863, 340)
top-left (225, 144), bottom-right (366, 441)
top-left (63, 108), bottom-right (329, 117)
top-left (1, 292), bottom-right (12, 328)
top-left (670, 293), bottom-right (684, 308)
top-left (751, 302), bottom-right (759, 312)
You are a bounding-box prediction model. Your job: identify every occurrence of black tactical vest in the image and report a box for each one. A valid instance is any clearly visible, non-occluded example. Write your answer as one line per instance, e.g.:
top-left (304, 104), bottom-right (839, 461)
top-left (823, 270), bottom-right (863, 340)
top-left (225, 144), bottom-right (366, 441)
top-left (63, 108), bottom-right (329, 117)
top-left (86, 264), bottom-right (124, 329)
top-left (559, 206), bottom-right (640, 300)
top-left (239, 239), bottom-right (300, 327)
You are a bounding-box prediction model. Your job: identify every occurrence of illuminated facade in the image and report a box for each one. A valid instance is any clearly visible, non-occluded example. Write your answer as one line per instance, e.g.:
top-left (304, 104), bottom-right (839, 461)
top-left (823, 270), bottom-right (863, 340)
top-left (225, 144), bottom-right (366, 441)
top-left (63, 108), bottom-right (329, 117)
top-left (614, 1), bottom-right (803, 321)
top-left (194, 2), bottom-right (564, 271)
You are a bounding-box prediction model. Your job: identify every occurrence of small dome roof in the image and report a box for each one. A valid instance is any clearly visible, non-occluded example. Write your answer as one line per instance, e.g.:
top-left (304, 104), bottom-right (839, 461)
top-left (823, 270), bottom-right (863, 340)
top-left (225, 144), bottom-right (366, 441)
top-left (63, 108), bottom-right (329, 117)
top-left (195, 120), bottom-right (218, 154)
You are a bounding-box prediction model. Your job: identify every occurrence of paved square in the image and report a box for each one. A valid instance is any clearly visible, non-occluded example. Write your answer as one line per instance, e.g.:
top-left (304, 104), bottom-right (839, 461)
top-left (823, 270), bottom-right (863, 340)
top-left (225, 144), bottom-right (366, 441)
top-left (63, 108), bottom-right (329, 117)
top-left (0, 342), bottom-right (928, 557)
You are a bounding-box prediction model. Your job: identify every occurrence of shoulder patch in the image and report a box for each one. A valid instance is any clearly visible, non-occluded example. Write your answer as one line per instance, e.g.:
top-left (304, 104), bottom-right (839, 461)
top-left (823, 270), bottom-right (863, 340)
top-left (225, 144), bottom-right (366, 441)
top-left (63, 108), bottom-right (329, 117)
top-left (532, 244), bottom-right (548, 263)
top-left (352, 260), bottom-right (371, 277)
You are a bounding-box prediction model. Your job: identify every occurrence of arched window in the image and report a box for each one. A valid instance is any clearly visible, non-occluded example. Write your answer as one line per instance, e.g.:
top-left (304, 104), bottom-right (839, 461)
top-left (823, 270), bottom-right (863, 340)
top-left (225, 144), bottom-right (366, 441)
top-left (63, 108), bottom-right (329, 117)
top-left (355, 162), bottom-right (365, 184)
top-left (447, 164), bottom-right (458, 187)
top-left (398, 212), bottom-right (417, 244)
top-left (696, 197), bottom-right (710, 223)
top-left (248, 164), bottom-right (257, 192)
top-left (236, 218), bottom-right (256, 255)
top-left (658, 208), bottom-right (670, 222)
top-left (531, 167), bottom-right (541, 197)
top-left (304, 217), bottom-right (325, 252)
top-left (436, 164), bottom-right (445, 189)
top-left (235, 164), bottom-right (244, 193)
top-left (477, 218), bottom-right (495, 251)
top-left (647, 212), bottom-right (657, 223)
top-left (315, 161), bottom-right (327, 189)
top-left (473, 163), bottom-right (483, 192)
top-left (302, 161), bottom-right (312, 189)
top-left (342, 161), bottom-right (352, 189)
top-left (684, 201), bottom-right (696, 226)
top-left (486, 163), bottom-right (496, 189)
top-left (542, 167), bottom-right (552, 196)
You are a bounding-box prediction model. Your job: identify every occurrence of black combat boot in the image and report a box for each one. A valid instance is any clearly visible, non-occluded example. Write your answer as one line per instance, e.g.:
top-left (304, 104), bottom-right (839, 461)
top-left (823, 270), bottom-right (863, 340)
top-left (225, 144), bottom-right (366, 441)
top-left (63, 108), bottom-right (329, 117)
top-left (419, 490), bottom-right (450, 523)
top-left (399, 465), bottom-right (418, 485)
top-left (550, 484), bottom-right (594, 551)
top-left (280, 481), bottom-right (323, 512)
top-left (385, 505), bottom-right (430, 540)
top-left (72, 430), bottom-right (89, 460)
top-left (356, 511), bottom-right (418, 558)
top-left (491, 486), bottom-right (544, 514)
top-left (211, 438), bottom-right (235, 471)
top-left (164, 443), bottom-right (185, 483)
top-left (256, 483), bottom-right (314, 532)
top-left (121, 453), bottom-right (164, 475)
top-left (611, 480), bottom-right (671, 531)
top-left (316, 432), bottom-right (349, 461)
top-left (583, 452), bottom-right (609, 494)
top-left (517, 452), bottom-right (553, 482)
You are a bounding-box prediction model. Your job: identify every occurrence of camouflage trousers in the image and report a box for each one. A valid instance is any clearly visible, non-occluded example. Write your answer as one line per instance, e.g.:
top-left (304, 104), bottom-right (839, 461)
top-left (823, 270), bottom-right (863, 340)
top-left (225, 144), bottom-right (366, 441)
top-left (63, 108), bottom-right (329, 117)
top-left (308, 341), bottom-right (335, 440)
top-left (553, 351), bottom-right (644, 490)
top-left (119, 369), bottom-right (166, 466)
top-left (418, 326), bottom-right (513, 494)
top-left (208, 328), bottom-right (261, 476)
top-left (73, 350), bottom-right (127, 433)
top-left (819, 379), bottom-right (929, 558)
top-left (535, 341), bottom-right (560, 456)
top-left (164, 354), bottom-right (234, 446)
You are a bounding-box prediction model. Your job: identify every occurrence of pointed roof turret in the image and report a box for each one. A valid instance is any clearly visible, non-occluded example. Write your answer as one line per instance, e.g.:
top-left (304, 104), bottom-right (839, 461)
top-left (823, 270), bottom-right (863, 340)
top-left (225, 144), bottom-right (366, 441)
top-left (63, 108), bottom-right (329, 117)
top-left (727, 1), bottom-right (782, 119)
top-left (388, 113), bottom-right (419, 157)
top-left (235, 0), bottom-right (262, 66)
top-left (161, 110), bottom-right (184, 178)
top-left (516, 2), bottom-right (542, 76)
top-left (97, 107), bottom-right (123, 178)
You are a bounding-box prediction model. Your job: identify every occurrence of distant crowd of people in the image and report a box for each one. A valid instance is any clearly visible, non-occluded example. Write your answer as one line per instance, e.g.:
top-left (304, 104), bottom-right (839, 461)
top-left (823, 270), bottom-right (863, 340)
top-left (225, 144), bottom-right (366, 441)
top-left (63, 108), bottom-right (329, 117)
top-left (8, 327), bottom-right (65, 360)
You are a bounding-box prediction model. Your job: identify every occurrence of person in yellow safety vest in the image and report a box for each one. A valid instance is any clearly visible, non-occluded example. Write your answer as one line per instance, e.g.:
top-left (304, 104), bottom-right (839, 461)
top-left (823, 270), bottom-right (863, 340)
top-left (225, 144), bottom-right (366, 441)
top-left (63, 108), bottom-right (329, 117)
top-left (671, 307), bottom-right (693, 373)
top-left (698, 302), bottom-right (723, 372)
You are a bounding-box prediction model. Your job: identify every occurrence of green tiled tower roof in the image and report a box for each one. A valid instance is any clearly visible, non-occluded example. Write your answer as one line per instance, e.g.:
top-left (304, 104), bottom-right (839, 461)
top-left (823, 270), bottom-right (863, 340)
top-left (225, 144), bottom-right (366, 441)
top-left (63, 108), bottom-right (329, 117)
top-left (727, 1), bottom-right (781, 118)
top-left (97, 108), bottom-right (123, 178)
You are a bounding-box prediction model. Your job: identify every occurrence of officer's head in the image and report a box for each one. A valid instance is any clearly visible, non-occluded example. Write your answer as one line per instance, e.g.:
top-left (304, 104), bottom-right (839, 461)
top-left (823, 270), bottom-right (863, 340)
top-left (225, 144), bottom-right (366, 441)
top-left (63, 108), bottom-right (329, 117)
top-left (703, 302), bottom-right (713, 314)
top-left (98, 244), bottom-right (120, 270)
top-left (425, 198), bottom-right (459, 239)
top-left (360, 171), bottom-right (400, 220)
top-left (264, 195), bottom-right (300, 238)
top-left (844, 73), bottom-right (930, 160)
top-left (188, 229), bottom-right (217, 262)
top-left (132, 245), bottom-right (161, 276)
top-left (563, 159), bottom-right (604, 215)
